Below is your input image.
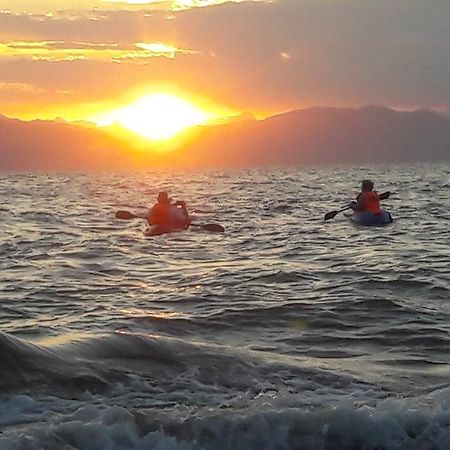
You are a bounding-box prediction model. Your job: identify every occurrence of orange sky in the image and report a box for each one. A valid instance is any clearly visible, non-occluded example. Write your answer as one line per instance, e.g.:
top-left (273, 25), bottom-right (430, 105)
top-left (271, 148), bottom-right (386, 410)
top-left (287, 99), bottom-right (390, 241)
top-left (1, 0), bottom-right (450, 134)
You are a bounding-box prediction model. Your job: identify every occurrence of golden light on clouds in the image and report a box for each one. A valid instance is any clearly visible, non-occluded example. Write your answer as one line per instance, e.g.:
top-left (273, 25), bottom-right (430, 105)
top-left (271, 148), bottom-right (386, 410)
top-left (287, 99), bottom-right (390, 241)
top-left (170, 0), bottom-right (264, 10)
top-left (102, 0), bottom-right (266, 11)
top-left (103, 0), bottom-right (157, 3)
top-left (135, 42), bottom-right (198, 59)
top-left (95, 93), bottom-right (212, 140)
top-left (0, 41), bottom-right (196, 63)
top-left (0, 0), bottom-right (267, 14)
top-left (0, 81), bottom-right (44, 94)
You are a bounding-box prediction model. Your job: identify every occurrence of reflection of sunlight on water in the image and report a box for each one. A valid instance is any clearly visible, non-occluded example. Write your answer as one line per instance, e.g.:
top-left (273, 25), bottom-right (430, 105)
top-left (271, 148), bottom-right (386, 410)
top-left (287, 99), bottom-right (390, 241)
top-left (289, 318), bottom-right (308, 330)
top-left (117, 309), bottom-right (187, 320)
top-left (0, 164), bottom-right (449, 390)
top-left (36, 331), bottom-right (95, 347)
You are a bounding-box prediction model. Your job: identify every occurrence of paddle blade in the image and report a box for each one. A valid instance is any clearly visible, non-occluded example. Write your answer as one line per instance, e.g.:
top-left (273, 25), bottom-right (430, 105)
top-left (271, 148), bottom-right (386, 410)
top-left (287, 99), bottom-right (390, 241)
top-left (115, 210), bottom-right (138, 220)
top-left (200, 224), bottom-right (225, 232)
top-left (324, 210), bottom-right (339, 221)
top-left (379, 191), bottom-right (391, 200)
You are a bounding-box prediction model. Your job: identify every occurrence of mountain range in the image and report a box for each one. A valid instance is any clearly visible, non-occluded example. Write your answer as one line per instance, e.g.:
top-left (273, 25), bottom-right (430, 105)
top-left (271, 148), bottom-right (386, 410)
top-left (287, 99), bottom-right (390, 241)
top-left (1, 106), bottom-right (449, 170)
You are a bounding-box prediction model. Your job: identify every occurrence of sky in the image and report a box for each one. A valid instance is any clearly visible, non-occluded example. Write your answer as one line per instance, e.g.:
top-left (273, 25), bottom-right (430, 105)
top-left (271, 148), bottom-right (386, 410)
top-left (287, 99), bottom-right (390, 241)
top-left (1, 0), bottom-right (450, 125)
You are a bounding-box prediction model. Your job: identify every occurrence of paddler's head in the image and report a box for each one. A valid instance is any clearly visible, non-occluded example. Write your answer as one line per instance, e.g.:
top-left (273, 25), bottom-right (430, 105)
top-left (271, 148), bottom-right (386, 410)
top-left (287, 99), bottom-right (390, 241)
top-left (157, 191), bottom-right (170, 204)
top-left (361, 179), bottom-right (374, 191)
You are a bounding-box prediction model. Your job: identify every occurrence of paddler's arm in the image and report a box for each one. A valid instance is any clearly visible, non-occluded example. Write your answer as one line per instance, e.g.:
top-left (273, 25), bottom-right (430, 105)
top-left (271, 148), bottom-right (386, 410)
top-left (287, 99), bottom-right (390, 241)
top-left (351, 193), bottom-right (365, 211)
top-left (174, 200), bottom-right (191, 226)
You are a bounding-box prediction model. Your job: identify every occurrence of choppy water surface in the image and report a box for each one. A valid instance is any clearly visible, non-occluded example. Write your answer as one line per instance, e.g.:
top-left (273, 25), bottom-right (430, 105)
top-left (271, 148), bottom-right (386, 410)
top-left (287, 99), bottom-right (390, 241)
top-left (0, 164), bottom-right (449, 449)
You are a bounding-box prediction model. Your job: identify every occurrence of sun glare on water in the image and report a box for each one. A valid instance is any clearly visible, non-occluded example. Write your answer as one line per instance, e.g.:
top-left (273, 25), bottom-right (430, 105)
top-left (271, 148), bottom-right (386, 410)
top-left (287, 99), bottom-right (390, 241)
top-left (98, 93), bottom-right (211, 140)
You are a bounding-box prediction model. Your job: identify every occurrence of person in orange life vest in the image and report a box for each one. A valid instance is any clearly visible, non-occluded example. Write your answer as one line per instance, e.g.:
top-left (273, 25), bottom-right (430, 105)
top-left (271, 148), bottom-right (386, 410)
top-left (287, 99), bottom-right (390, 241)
top-left (351, 180), bottom-right (382, 214)
top-left (148, 192), bottom-right (172, 226)
top-left (147, 192), bottom-right (191, 228)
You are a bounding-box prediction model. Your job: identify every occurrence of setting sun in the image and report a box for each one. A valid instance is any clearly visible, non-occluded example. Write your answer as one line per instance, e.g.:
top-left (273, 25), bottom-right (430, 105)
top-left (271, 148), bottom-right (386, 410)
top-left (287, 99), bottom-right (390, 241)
top-left (96, 93), bottom-right (211, 140)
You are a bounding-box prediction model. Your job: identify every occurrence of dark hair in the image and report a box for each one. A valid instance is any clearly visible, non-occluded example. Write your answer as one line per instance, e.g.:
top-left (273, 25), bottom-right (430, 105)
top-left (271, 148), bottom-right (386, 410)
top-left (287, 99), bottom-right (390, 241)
top-left (362, 179), bottom-right (374, 190)
top-left (158, 192), bottom-right (169, 202)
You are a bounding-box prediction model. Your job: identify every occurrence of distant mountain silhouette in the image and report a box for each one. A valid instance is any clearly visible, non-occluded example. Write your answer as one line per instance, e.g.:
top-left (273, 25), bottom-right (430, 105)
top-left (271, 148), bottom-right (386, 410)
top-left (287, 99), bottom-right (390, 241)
top-left (0, 114), bottom-right (133, 170)
top-left (210, 111), bottom-right (257, 126)
top-left (175, 106), bottom-right (450, 167)
top-left (1, 106), bottom-right (449, 170)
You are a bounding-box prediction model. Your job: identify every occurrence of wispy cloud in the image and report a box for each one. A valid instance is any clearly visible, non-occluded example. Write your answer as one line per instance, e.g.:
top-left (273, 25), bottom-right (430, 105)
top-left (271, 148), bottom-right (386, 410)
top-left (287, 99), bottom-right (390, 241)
top-left (174, 0), bottom-right (270, 11)
top-left (101, 0), bottom-right (161, 3)
top-left (1, 0), bottom-right (270, 15)
top-left (0, 40), bottom-right (198, 62)
top-left (0, 81), bottom-right (45, 93)
top-left (0, 81), bottom-right (70, 101)
top-left (102, 0), bottom-right (270, 11)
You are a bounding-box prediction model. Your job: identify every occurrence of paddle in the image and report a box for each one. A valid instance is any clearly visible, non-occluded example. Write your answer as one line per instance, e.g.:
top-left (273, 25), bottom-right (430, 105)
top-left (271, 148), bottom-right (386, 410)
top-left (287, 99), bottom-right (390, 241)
top-left (190, 223), bottom-right (225, 233)
top-left (324, 191), bottom-right (391, 221)
top-left (115, 210), bottom-right (140, 220)
top-left (115, 210), bottom-right (225, 232)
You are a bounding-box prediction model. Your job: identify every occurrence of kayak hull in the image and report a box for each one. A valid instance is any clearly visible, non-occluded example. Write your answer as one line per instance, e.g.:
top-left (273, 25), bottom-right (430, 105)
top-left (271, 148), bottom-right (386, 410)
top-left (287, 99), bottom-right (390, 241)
top-left (144, 224), bottom-right (188, 236)
top-left (145, 205), bottom-right (190, 236)
top-left (347, 210), bottom-right (393, 226)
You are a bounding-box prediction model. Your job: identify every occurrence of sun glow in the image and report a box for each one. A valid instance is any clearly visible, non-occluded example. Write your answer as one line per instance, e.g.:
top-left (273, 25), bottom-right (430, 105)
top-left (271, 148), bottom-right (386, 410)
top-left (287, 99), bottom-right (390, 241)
top-left (97, 93), bottom-right (211, 140)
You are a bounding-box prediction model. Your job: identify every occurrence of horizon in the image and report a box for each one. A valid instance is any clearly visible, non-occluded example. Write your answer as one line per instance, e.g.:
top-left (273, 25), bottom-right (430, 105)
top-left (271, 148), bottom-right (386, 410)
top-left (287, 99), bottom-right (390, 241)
top-left (2, 102), bottom-right (449, 126)
top-left (1, 104), bottom-right (450, 171)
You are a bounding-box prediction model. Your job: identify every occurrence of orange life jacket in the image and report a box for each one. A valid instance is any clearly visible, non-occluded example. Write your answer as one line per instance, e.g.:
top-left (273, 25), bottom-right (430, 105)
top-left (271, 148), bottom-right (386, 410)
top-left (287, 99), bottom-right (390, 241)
top-left (362, 191), bottom-right (381, 214)
top-left (148, 203), bottom-right (171, 225)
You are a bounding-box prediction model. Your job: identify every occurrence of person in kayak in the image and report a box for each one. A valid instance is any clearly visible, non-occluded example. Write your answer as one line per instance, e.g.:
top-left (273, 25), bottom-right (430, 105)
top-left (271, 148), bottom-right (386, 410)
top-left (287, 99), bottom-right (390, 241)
top-left (147, 192), bottom-right (191, 229)
top-left (351, 179), bottom-right (382, 214)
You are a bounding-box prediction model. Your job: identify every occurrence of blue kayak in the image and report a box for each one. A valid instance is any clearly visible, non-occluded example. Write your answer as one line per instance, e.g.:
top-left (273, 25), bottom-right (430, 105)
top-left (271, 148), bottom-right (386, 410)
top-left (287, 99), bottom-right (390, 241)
top-left (346, 210), bottom-right (393, 226)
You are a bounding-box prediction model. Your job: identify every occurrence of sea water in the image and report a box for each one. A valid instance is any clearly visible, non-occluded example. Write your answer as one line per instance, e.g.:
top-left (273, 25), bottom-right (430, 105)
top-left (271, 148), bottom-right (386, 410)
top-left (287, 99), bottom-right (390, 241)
top-left (0, 164), bottom-right (449, 449)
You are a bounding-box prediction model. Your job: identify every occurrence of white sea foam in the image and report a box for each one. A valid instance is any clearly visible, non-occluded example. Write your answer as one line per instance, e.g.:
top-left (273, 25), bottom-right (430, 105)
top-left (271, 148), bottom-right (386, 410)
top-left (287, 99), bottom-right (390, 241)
top-left (1, 388), bottom-right (450, 450)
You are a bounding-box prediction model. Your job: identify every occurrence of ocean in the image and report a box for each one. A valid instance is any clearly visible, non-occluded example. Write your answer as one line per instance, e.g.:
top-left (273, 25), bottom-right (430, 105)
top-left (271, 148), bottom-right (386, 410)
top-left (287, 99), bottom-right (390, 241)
top-left (0, 164), bottom-right (449, 450)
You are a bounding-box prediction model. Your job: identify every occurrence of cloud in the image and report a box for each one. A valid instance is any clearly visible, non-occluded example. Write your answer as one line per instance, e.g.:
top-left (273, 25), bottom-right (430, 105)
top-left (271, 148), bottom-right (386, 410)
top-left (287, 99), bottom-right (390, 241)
top-left (0, 40), bottom-right (198, 62)
top-left (0, 81), bottom-right (45, 94)
top-left (133, 41), bottom-right (199, 58)
top-left (1, 0), bottom-right (450, 117)
top-left (170, 0), bottom-right (270, 11)
top-left (1, 0), bottom-right (268, 14)
top-left (99, 0), bottom-right (271, 12)
top-left (0, 81), bottom-right (71, 106)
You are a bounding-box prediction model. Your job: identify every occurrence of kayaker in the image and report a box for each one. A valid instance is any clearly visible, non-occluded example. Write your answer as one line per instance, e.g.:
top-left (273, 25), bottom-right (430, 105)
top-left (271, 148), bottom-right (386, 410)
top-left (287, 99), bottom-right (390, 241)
top-left (147, 192), bottom-right (191, 229)
top-left (351, 180), bottom-right (382, 214)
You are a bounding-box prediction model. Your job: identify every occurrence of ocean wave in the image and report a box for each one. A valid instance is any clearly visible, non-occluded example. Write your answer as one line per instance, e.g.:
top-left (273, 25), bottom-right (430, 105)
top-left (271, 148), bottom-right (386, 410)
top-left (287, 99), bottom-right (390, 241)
top-left (1, 166), bottom-right (450, 447)
top-left (0, 330), bottom-right (377, 401)
top-left (0, 332), bottom-right (110, 395)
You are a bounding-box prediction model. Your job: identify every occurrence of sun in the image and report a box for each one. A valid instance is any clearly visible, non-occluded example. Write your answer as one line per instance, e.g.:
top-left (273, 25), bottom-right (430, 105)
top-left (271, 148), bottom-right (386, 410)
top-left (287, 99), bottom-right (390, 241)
top-left (97, 93), bottom-right (211, 140)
